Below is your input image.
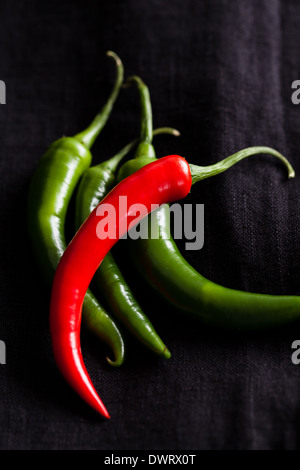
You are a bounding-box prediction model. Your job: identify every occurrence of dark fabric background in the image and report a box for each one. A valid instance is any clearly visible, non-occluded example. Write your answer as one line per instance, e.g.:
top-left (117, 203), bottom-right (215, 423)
top-left (1, 0), bottom-right (300, 450)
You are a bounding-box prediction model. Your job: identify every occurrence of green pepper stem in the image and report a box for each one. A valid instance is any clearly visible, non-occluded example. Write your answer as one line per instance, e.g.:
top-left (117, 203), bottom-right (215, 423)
top-left (100, 126), bottom-right (181, 173)
top-left (74, 51), bottom-right (124, 149)
top-left (189, 146), bottom-right (295, 185)
top-left (153, 127), bottom-right (180, 137)
top-left (125, 75), bottom-right (153, 145)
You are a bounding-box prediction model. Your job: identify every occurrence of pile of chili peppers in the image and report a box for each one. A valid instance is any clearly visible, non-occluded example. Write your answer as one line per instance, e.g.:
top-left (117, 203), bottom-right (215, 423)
top-left (27, 51), bottom-right (300, 418)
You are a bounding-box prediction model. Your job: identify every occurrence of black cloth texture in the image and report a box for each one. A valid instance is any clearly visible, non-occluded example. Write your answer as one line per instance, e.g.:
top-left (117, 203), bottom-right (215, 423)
top-left (1, 0), bottom-right (300, 450)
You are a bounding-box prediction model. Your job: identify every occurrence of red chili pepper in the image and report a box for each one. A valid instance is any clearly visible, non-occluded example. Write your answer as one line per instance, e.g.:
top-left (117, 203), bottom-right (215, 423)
top-left (49, 155), bottom-right (192, 417)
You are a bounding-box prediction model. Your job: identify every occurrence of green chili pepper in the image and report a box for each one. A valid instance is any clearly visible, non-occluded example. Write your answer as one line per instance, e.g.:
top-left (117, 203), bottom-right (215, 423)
top-left (75, 127), bottom-right (180, 358)
top-left (28, 51), bottom-right (125, 366)
top-left (117, 75), bottom-right (300, 331)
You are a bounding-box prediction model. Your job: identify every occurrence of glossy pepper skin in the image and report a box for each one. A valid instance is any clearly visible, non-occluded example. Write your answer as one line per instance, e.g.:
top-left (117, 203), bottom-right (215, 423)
top-left (27, 51), bottom-right (125, 366)
top-left (117, 76), bottom-right (300, 331)
top-left (49, 155), bottom-right (193, 418)
top-left (75, 127), bottom-right (180, 359)
top-left (49, 149), bottom-right (297, 417)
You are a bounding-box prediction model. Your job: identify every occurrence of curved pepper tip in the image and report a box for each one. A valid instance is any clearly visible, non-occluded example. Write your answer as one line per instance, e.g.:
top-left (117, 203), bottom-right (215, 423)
top-left (102, 408), bottom-right (111, 420)
top-left (93, 396), bottom-right (111, 419)
top-left (106, 50), bottom-right (122, 68)
top-left (106, 355), bottom-right (124, 368)
top-left (163, 346), bottom-right (171, 360)
top-left (289, 169), bottom-right (295, 179)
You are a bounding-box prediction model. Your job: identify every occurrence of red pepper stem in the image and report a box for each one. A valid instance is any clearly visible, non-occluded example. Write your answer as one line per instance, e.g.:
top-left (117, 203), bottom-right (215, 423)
top-left (74, 51), bottom-right (124, 149)
top-left (189, 147), bottom-right (295, 185)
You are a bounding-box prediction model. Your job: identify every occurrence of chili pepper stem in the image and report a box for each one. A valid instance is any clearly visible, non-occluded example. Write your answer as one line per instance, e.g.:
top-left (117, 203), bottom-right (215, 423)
top-left (101, 127), bottom-right (181, 173)
top-left (189, 146), bottom-right (295, 184)
top-left (74, 51), bottom-right (124, 149)
top-left (103, 142), bottom-right (138, 173)
top-left (124, 75), bottom-right (153, 144)
top-left (125, 76), bottom-right (181, 161)
top-left (153, 127), bottom-right (180, 137)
